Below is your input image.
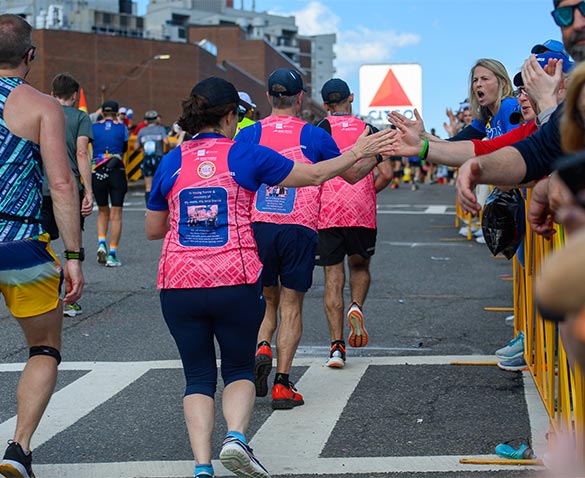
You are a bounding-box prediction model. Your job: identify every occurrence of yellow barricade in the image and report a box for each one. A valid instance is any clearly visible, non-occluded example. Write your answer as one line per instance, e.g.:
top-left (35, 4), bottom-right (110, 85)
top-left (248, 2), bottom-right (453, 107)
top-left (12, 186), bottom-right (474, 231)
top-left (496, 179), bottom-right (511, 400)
top-left (123, 135), bottom-right (179, 182)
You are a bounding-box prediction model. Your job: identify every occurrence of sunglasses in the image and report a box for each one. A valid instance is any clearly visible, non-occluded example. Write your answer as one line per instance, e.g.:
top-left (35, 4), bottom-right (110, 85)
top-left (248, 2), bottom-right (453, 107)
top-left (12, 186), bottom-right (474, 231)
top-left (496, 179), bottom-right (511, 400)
top-left (551, 1), bottom-right (585, 26)
top-left (22, 45), bottom-right (36, 61)
top-left (514, 87), bottom-right (528, 98)
top-left (235, 106), bottom-right (246, 122)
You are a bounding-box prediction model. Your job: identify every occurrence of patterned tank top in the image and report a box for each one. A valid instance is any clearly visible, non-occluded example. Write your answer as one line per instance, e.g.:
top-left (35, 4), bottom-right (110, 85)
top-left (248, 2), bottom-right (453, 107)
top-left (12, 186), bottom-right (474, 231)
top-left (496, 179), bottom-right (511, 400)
top-left (0, 77), bottom-right (43, 242)
top-left (157, 137), bottom-right (263, 289)
top-left (251, 116), bottom-right (321, 231)
top-left (318, 115), bottom-right (377, 229)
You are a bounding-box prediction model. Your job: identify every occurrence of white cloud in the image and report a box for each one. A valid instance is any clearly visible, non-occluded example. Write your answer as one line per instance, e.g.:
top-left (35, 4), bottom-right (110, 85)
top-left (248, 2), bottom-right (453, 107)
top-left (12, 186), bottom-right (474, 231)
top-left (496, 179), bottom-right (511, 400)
top-left (267, 1), bottom-right (420, 78)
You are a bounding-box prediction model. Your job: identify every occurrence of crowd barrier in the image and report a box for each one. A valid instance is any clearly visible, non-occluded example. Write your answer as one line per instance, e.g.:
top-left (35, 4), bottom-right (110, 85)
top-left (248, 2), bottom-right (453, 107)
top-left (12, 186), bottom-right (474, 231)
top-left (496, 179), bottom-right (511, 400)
top-left (456, 187), bottom-right (584, 462)
top-left (122, 135), bottom-right (179, 181)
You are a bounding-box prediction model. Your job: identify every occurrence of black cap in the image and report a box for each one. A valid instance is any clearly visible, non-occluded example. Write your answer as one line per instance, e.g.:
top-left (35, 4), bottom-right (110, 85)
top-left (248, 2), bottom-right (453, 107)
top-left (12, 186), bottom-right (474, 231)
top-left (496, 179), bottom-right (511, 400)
top-left (268, 68), bottom-right (306, 97)
top-left (321, 78), bottom-right (351, 104)
top-left (144, 110), bottom-right (158, 120)
top-left (102, 100), bottom-right (119, 113)
top-left (191, 77), bottom-right (242, 107)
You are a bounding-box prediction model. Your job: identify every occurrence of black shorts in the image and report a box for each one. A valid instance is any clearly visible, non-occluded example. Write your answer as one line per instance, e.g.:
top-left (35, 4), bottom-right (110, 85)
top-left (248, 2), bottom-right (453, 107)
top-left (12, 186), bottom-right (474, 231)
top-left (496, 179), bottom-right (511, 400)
top-left (252, 222), bottom-right (318, 292)
top-left (92, 166), bottom-right (128, 207)
top-left (315, 227), bottom-right (377, 266)
top-left (141, 155), bottom-right (162, 178)
top-left (40, 190), bottom-right (86, 240)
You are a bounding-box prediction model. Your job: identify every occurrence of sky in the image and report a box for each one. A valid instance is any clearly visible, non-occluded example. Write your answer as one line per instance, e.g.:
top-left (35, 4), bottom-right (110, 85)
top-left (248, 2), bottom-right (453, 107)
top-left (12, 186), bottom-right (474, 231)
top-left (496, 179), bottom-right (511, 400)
top-left (138, 0), bottom-right (562, 135)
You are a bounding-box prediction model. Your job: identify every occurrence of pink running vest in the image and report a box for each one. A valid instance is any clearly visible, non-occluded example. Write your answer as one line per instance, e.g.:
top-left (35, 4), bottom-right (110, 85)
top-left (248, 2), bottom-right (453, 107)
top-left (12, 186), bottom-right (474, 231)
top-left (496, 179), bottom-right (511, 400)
top-left (318, 115), bottom-right (377, 229)
top-left (157, 137), bottom-right (263, 289)
top-left (251, 116), bottom-right (321, 231)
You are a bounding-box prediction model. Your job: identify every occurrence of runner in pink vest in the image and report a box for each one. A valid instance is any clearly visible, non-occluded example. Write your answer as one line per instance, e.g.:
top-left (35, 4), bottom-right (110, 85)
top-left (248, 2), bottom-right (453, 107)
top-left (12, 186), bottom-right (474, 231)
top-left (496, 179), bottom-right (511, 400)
top-left (315, 78), bottom-right (393, 368)
top-left (145, 77), bottom-right (393, 478)
top-left (237, 69), bottom-right (387, 410)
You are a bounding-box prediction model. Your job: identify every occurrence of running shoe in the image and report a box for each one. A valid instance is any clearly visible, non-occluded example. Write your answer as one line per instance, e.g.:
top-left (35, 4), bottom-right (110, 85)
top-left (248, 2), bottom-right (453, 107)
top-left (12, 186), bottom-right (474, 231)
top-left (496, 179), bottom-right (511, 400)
top-left (195, 473), bottom-right (213, 478)
top-left (63, 302), bottom-right (82, 317)
top-left (347, 302), bottom-right (368, 348)
top-left (495, 331), bottom-right (524, 360)
top-left (97, 243), bottom-right (107, 264)
top-left (325, 341), bottom-right (346, 368)
top-left (219, 436), bottom-right (270, 478)
top-left (495, 442), bottom-right (535, 459)
top-left (497, 356), bottom-right (528, 372)
top-left (0, 441), bottom-right (34, 478)
top-left (105, 255), bottom-right (122, 267)
top-left (254, 344), bottom-right (272, 397)
top-left (271, 382), bottom-right (304, 410)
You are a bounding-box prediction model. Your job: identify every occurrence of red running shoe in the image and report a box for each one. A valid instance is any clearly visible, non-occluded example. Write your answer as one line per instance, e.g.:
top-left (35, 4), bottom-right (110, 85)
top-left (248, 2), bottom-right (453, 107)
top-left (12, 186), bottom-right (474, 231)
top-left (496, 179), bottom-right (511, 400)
top-left (271, 383), bottom-right (304, 410)
top-left (347, 302), bottom-right (368, 347)
top-left (254, 345), bottom-right (272, 397)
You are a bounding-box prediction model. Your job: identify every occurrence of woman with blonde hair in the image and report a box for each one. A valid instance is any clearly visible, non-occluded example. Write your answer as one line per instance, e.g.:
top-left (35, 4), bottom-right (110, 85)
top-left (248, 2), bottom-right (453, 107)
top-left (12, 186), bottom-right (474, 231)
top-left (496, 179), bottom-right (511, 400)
top-left (561, 61), bottom-right (585, 153)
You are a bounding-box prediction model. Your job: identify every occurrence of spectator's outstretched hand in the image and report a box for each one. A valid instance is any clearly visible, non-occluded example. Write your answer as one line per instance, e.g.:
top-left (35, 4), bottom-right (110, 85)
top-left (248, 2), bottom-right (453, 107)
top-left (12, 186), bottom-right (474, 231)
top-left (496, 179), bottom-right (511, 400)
top-left (456, 159), bottom-right (482, 214)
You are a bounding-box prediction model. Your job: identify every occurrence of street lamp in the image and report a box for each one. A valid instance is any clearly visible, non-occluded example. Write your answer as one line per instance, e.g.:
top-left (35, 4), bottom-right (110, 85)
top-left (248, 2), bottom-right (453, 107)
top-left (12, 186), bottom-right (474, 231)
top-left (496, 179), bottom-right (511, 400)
top-left (100, 54), bottom-right (171, 103)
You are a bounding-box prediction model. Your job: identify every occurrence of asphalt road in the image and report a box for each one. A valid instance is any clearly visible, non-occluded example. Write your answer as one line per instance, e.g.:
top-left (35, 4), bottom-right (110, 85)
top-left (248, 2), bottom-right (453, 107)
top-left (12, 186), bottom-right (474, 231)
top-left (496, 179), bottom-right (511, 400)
top-left (0, 181), bottom-right (548, 478)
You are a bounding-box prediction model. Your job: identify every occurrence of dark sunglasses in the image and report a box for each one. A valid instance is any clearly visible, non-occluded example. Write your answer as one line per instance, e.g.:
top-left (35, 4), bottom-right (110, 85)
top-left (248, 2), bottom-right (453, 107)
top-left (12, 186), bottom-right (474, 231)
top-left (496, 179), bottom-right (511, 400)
top-left (235, 106), bottom-right (246, 122)
top-left (22, 45), bottom-right (36, 61)
top-left (551, 1), bottom-right (585, 26)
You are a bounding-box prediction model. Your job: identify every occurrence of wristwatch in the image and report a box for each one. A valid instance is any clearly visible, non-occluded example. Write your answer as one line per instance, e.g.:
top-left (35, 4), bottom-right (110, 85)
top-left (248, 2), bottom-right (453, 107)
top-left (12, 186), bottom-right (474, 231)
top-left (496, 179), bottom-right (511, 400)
top-left (63, 248), bottom-right (85, 262)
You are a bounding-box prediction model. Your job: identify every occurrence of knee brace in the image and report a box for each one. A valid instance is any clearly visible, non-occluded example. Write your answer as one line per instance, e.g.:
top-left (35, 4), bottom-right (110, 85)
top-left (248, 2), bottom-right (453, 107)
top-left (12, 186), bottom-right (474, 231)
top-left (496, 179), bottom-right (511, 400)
top-left (29, 345), bottom-right (61, 365)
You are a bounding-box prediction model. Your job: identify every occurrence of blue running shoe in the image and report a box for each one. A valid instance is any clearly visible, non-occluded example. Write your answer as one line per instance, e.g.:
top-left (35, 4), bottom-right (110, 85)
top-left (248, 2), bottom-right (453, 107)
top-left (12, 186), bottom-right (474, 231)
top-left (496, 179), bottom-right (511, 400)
top-left (497, 356), bottom-right (528, 372)
top-left (495, 442), bottom-right (535, 459)
top-left (219, 436), bottom-right (270, 478)
top-left (495, 331), bottom-right (524, 360)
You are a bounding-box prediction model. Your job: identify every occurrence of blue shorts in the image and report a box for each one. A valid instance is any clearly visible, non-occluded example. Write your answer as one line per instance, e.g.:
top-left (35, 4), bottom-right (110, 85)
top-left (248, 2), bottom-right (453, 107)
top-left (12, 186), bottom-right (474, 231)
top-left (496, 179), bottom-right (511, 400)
top-left (160, 281), bottom-right (265, 398)
top-left (252, 222), bottom-right (318, 292)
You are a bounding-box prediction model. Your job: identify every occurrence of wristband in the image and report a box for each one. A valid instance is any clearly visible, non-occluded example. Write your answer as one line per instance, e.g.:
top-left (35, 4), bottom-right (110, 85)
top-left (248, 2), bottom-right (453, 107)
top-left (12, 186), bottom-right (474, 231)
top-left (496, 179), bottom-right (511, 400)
top-left (376, 154), bottom-right (384, 164)
top-left (418, 139), bottom-right (429, 160)
top-left (64, 248), bottom-right (85, 262)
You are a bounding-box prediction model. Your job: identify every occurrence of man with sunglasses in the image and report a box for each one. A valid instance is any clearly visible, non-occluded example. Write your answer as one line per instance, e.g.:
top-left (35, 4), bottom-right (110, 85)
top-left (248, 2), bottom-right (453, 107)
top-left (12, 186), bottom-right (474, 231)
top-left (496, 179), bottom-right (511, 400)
top-left (0, 14), bottom-right (85, 478)
top-left (457, 0), bottom-right (585, 237)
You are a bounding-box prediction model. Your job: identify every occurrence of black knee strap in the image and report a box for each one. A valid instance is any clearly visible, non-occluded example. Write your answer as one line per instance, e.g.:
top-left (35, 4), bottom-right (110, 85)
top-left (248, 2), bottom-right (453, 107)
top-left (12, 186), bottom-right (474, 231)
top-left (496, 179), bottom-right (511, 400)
top-left (29, 346), bottom-right (61, 365)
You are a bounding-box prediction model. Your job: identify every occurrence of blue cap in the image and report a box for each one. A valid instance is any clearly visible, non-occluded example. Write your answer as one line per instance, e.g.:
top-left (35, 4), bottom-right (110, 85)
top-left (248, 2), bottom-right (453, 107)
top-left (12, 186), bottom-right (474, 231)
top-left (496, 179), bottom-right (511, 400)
top-left (531, 39), bottom-right (569, 59)
top-left (268, 68), bottom-right (306, 97)
top-left (514, 51), bottom-right (576, 87)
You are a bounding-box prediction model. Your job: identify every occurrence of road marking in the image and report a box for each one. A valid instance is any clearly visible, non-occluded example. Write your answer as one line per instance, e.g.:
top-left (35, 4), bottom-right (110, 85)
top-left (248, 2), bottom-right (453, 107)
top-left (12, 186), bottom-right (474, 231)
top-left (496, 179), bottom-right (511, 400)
top-left (0, 356), bottom-right (547, 477)
top-left (379, 241), bottom-right (463, 247)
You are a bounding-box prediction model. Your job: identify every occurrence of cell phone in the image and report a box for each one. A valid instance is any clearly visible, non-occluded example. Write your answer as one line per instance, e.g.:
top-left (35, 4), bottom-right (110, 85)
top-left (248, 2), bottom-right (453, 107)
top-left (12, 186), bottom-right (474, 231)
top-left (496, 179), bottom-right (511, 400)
top-left (554, 151), bottom-right (585, 207)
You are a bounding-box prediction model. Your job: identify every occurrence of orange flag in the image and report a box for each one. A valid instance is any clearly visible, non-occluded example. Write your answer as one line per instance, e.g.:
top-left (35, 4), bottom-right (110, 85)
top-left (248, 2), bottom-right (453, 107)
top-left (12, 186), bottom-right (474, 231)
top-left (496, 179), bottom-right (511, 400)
top-left (78, 87), bottom-right (88, 113)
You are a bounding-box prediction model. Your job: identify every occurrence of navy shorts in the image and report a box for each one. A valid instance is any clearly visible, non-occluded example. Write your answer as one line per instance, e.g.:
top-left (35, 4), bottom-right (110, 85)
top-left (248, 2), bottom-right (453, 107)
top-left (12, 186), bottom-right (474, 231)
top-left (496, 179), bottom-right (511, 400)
top-left (252, 222), bottom-right (318, 292)
top-left (160, 281), bottom-right (265, 398)
top-left (141, 155), bottom-right (162, 178)
top-left (315, 227), bottom-right (377, 266)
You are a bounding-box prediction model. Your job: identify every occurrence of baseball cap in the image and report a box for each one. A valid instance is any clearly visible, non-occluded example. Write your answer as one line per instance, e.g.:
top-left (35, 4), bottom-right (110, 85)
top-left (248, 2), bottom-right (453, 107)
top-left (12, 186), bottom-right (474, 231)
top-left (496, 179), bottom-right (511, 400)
top-left (509, 105), bottom-right (522, 125)
top-left (531, 39), bottom-right (570, 59)
top-left (513, 51), bottom-right (576, 86)
top-left (126, 108), bottom-right (134, 119)
top-left (238, 91), bottom-right (256, 109)
top-left (101, 100), bottom-right (119, 113)
top-left (321, 78), bottom-right (351, 104)
top-left (144, 110), bottom-right (158, 120)
top-left (119, 107), bottom-right (127, 114)
top-left (191, 77), bottom-right (242, 107)
top-left (268, 68), bottom-right (306, 97)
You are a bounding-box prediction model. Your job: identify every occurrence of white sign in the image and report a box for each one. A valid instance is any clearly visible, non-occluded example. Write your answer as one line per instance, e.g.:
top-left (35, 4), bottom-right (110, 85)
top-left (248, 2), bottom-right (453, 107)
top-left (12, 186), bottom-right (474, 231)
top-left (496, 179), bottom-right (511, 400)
top-left (359, 63), bottom-right (422, 123)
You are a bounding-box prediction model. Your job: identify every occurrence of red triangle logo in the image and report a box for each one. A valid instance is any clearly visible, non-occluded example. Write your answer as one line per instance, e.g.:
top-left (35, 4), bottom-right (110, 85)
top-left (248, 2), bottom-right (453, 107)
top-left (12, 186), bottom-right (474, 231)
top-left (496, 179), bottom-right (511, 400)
top-left (370, 69), bottom-right (412, 107)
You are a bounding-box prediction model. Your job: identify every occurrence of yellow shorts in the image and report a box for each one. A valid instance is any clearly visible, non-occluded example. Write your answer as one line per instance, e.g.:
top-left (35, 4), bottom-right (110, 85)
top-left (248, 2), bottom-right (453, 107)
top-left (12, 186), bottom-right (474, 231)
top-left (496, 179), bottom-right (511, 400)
top-left (0, 234), bottom-right (63, 318)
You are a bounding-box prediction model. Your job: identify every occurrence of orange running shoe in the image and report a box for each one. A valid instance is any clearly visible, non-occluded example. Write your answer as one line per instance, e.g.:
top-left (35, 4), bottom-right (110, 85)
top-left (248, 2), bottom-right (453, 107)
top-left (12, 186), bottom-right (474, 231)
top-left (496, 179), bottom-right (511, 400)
top-left (347, 302), bottom-right (368, 347)
top-left (271, 382), bottom-right (304, 410)
top-left (254, 344), bottom-right (272, 397)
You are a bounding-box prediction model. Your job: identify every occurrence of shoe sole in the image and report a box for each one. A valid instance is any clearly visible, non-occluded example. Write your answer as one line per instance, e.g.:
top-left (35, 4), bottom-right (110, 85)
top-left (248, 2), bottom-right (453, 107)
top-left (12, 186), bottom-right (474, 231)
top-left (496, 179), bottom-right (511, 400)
top-left (63, 309), bottom-right (80, 317)
top-left (326, 357), bottom-right (345, 368)
top-left (254, 354), bottom-right (272, 397)
top-left (497, 362), bottom-right (528, 372)
top-left (348, 309), bottom-right (368, 348)
top-left (271, 397), bottom-right (304, 410)
top-left (220, 445), bottom-right (270, 478)
top-left (0, 461), bottom-right (33, 478)
top-left (97, 249), bottom-right (107, 265)
top-left (105, 263), bottom-right (122, 267)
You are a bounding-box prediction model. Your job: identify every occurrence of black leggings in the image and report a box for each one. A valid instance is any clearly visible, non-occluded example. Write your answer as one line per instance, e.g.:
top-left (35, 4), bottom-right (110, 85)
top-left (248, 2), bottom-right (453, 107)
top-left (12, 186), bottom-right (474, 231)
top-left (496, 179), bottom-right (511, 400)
top-left (160, 281), bottom-right (265, 398)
